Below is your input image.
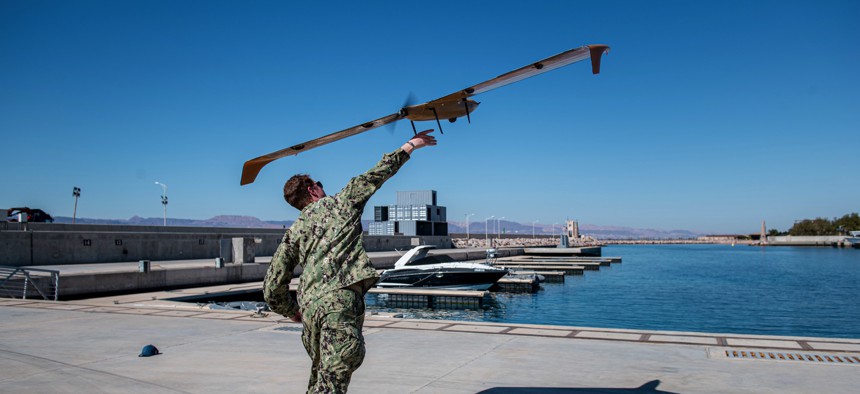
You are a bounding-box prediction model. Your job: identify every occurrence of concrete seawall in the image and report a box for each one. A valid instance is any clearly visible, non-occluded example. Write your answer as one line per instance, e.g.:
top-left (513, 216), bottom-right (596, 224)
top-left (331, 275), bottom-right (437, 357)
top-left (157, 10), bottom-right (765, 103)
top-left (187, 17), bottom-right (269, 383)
top-left (0, 223), bottom-right (452, 266)
top-left (38, 247), bottom-right (526, 298)
top-left (767, 235), bottom-right (849, 246)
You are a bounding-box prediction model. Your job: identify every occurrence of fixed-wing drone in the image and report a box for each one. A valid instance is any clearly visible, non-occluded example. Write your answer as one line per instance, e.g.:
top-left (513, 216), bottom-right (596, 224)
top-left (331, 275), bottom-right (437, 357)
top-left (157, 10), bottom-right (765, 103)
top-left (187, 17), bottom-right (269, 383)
top-left (240, 44), bottom-right (610, 185)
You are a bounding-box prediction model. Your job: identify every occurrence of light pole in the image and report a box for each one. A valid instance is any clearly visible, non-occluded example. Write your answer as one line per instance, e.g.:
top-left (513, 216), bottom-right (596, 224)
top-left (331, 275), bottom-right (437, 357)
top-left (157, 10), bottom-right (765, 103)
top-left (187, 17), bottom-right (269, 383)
top-left (485, 216), bottom-right (494, 246)
top-left (465, 213), bottom-right (474, 238)
top-left (532, 220), bottom-right (538, 239)
top-left (553, 222), bottom-right (559, 243)
top-left (154, 181), bottom-right (168, 226)
top-left (496, 216), bottom-right (505, 238)
top-left (72, 187), bottom-right (81, 224)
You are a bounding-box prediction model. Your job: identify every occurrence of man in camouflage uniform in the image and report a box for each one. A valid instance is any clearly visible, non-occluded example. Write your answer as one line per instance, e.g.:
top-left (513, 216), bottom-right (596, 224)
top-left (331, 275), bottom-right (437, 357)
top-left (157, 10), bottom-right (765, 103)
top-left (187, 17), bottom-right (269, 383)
top-left (264, 130), bottom-right (437, 393)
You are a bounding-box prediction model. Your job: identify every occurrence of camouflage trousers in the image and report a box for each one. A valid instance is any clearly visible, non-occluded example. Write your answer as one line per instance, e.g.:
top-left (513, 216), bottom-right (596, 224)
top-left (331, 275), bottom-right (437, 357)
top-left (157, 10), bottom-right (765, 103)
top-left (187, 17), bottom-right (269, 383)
top-left (301, 288), bottom-right (366, 394)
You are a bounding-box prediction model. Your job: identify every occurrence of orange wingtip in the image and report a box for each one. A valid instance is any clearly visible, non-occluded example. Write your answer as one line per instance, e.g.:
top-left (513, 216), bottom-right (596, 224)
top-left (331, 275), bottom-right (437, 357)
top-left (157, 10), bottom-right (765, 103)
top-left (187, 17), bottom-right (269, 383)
top-left (240, 158), bottom-right (273, 185)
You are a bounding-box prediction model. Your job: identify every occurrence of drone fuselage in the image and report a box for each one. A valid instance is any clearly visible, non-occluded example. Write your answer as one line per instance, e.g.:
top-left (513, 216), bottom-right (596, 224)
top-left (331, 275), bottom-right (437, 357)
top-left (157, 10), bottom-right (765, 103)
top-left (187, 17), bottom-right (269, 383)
top-left (404, 99), bottom-right (480, 122)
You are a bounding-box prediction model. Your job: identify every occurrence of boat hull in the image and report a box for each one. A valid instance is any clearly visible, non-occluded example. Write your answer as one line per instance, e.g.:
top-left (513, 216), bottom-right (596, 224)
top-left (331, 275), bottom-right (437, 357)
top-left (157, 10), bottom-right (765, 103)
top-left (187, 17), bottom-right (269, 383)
top-left (377, 267), bottom-right (508, 290)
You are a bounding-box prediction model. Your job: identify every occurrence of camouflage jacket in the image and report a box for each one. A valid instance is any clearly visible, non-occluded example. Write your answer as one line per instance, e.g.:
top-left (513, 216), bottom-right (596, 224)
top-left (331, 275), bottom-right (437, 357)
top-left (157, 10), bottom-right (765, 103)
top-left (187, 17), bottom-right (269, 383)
top-left (263, 148), bottom-right (410, 318)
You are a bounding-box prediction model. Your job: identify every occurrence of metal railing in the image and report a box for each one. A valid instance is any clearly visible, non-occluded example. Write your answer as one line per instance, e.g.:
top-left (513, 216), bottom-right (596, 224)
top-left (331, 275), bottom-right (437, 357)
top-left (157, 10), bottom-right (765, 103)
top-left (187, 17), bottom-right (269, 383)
top-left (0, 266), bottom-right (60, 301)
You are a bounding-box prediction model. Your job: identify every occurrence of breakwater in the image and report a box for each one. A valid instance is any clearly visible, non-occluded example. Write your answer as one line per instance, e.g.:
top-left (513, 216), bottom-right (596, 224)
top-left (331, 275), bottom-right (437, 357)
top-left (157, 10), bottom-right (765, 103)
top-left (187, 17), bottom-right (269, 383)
top-left (0, 223), bottom-right (452, 266)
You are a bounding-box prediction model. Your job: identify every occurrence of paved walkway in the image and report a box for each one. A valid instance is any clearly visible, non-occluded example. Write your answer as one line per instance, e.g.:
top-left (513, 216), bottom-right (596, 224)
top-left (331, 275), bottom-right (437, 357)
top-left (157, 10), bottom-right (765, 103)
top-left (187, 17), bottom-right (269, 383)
top-left (2, 298), bottom-right (859, 393)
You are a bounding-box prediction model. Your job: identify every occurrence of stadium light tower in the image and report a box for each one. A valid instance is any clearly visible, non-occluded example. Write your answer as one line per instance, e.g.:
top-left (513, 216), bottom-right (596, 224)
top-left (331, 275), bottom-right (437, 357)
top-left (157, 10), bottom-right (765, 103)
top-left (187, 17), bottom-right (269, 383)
top-left (154, 181), bottom-right (168, 226)
top-left (72, 187), bottom-right (81, 224)
top-left (485, 216), bottom-right (494, 246)
top-left (465, 213), bottom-right (475, 238)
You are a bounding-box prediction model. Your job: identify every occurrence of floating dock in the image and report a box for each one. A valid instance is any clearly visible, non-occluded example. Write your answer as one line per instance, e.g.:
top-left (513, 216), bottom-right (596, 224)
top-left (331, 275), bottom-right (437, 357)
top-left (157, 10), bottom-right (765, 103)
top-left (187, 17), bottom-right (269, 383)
top-left (368, 288), bottom-right (489, 309)
top-left (522, 246), bottom-right (603, 257)
top-left (505, 270), bottom-right (565, 283)
top-left (504, 255), bottom-right (621, 264)
top-left (496, 264), bottom-right (585, 275)
top-left (493, 275), bottom-right (541, 293)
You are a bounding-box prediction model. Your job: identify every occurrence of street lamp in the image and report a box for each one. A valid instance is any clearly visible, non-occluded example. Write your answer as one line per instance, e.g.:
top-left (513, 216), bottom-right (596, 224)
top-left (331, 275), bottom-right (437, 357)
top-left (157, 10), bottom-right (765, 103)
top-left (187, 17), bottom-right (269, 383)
top-left (553, 222), bottom-right (559, 243)
top-left (496, 216), bottom-right (505, 238)
top-left (154, 181), bottom-right (168, 226)
top-left (72, 187), bottom-right (81, 224)
top-left (485, 216), bottom-right (494, 246)
top-left (465, 213), bottom-right (475, 238)
top-left (532, 220), bottom-right (538, 239)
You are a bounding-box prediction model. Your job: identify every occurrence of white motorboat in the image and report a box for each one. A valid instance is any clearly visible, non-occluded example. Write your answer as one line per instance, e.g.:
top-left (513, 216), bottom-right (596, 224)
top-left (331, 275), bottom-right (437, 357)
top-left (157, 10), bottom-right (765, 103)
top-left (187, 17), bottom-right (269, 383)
top-left (845, 231), bottom-right (860, 248)
top-left (377, 245), bottom-right (508, 290)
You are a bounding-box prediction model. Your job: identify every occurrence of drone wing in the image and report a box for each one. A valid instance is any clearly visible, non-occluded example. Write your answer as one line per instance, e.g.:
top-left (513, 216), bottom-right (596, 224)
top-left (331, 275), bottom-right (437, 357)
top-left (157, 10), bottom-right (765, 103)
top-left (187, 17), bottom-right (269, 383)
top-left (428, 44), bottom-right (609, 105)
top-left (241, 44), bottom-right (610, 185)
top-left (240, 112), bottom-right (402, 185)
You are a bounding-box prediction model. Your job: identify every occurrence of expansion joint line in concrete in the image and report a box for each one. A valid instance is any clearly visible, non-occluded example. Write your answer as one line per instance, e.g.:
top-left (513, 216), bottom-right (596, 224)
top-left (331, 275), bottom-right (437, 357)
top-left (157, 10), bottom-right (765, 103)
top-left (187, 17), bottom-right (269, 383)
top-left (409, 334), bottom-right (516, 393)
top-left (0, 348), bottom-right (193, 393)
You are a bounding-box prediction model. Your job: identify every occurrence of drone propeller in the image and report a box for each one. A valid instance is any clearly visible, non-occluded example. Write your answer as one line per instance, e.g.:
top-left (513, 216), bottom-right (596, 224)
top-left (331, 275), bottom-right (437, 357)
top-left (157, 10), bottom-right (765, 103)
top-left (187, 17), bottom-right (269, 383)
top-left (388, 92), bottom-right (417, 135)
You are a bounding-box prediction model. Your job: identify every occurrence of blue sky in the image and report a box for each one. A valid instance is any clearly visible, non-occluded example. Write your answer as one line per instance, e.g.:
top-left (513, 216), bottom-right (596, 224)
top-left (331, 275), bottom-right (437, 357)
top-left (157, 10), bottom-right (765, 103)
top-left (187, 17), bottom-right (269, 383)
top-left (2, 1), bottom-right (858, 234)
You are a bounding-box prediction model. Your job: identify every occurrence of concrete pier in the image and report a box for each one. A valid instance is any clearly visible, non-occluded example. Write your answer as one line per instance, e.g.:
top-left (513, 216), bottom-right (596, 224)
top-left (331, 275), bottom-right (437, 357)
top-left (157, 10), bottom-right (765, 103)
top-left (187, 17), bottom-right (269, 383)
top-left (11, 248), bottom-right (524, 299)
top-left (2, 298), bottom-right (858, 393)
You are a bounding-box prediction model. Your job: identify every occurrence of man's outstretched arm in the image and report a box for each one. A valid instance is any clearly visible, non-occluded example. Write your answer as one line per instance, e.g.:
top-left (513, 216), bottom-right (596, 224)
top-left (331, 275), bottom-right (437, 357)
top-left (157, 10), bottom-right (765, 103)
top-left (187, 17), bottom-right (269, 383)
top-left (338, 130), bottom-right (437, 207)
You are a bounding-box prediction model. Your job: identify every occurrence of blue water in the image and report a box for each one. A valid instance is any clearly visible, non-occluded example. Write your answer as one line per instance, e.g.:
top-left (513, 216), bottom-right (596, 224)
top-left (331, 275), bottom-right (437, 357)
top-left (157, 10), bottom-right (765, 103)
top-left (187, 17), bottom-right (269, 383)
top-left (367, 244), bottom-right (860, 339)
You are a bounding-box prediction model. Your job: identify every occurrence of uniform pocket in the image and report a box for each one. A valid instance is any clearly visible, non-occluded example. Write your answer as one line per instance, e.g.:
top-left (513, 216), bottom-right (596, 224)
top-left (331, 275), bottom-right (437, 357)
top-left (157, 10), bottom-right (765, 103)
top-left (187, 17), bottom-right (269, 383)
top-left (320, 289), bottom-right (366, 371)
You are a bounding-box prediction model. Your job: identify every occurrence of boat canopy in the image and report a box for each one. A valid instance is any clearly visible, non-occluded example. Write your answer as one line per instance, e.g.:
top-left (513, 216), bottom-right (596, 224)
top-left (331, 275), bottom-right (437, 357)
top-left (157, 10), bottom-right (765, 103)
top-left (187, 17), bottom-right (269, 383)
top-left (393, 245), bottom-right (437, 268)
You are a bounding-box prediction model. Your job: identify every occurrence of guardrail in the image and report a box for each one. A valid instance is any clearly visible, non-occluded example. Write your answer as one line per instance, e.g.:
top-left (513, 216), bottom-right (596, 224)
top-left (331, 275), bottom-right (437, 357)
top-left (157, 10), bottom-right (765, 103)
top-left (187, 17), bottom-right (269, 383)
top-left (0, 265), bottom-right (60, 301)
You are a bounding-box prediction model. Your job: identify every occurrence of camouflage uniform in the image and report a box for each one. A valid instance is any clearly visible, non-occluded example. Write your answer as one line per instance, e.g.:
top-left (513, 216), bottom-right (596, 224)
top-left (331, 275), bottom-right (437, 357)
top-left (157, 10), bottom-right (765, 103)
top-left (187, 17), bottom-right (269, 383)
top-left (264, 148), bottom-right (410, 393)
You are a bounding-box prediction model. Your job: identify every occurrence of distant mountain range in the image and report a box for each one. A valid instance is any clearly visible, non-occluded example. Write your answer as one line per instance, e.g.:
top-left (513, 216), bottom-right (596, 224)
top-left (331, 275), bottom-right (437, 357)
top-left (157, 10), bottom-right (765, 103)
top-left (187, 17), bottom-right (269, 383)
top-left (53, 215), bottom-right (704, 239)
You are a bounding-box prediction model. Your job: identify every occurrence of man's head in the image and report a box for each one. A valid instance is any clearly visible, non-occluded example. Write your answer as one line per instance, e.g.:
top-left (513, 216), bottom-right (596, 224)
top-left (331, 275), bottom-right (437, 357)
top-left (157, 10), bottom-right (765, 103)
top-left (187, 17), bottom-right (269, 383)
top-left (283, 174), bottom-right (326, 210)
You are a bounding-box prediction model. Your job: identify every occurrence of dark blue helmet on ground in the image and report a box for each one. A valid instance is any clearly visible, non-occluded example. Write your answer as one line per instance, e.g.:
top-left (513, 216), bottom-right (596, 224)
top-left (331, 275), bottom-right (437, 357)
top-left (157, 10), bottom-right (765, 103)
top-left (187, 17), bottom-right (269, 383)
top-left (139, 344), bottom-right (160, 357)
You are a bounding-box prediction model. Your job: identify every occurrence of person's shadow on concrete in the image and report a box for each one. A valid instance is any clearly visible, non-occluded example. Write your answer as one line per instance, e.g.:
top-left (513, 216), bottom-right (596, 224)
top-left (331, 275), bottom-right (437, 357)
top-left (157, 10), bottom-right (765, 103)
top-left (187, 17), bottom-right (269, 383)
top-left (476, 379), bottom-right (678, 394)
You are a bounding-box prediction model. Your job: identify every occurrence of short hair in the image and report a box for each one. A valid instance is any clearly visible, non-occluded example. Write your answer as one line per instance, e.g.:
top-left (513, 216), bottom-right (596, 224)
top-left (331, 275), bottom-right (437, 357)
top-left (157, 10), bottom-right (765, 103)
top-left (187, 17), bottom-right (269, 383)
top-left (283, 174), bottom-right (314, 210)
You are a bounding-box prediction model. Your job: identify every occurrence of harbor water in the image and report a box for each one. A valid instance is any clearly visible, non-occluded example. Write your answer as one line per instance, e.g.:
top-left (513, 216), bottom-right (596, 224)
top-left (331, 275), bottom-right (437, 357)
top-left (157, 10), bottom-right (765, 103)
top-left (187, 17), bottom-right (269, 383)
top-left (367, 244), bottom-right (860, 339)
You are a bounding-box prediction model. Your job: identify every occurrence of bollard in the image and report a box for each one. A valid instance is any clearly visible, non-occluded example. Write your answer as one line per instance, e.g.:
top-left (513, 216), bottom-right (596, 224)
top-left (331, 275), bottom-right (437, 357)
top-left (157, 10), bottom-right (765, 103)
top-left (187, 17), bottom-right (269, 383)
top-left (215, 257), bottom-right (225, 268)
top-left (232, 237), bottom-right (256, 264)
top-left (139, 260), bottom-right (150, 273)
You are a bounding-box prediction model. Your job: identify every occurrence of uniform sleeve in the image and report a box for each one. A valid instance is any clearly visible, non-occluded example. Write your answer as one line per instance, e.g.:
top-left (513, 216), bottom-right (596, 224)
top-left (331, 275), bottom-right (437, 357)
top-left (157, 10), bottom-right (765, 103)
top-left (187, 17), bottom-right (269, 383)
top-left (337, 148), bottom-right (410, 208)
top-left (263, 233), bottom-right (299, 318)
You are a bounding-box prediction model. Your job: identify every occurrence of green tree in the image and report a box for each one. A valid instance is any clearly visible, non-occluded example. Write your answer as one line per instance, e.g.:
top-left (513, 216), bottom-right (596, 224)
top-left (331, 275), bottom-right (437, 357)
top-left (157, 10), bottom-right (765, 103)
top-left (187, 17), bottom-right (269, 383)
top-left (789, 217), bottom-right (836, 236)
top-left (782, 213), bottom-right (858, 236)
top-left (833, 213), bottom-right (860, 233)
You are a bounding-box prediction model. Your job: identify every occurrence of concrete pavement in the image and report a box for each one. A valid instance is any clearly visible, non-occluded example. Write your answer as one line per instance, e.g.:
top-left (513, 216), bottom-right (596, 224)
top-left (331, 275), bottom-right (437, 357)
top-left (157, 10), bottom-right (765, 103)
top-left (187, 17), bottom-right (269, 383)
top-left (2, 298), bottom-right (859, 393)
